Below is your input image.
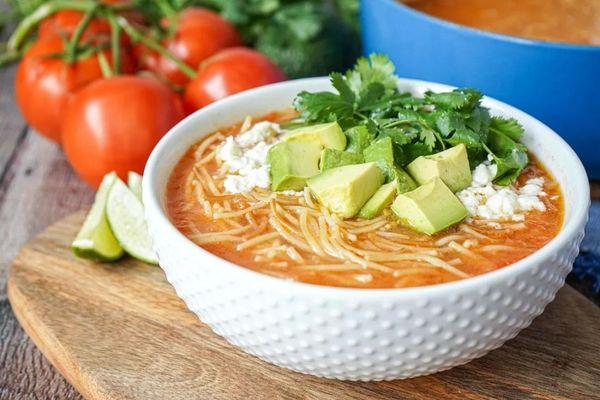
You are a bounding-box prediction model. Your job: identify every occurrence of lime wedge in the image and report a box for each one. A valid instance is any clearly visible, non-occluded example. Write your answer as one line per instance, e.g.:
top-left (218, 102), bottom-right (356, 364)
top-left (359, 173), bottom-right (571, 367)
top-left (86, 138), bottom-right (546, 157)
top-left (127, 171), bottom-right (143, 202)
top-left (106, 178), bottom-right (158, 264)
top-left (72, 172), bottom-right (124, 262)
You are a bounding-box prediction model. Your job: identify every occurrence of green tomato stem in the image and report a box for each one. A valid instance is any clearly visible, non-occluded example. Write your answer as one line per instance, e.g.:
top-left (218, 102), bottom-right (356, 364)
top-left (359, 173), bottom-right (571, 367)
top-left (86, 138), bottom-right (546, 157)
top-left (0, 49), bottom-right (22, 67)
top-left (108, 14), bottom-right (121, 75)
top-left (97, 51), bottom-right (114, 78)
top-left (382, 119), bottom-right (411, 128)
top-left (116, 16), bottom-right (197, 80)
top-left (7, 0), bottom-right (96, 52)
top-left (154, 0), bottom-right (178, 36)
top-left (65, 6), bottom-right (98, 64)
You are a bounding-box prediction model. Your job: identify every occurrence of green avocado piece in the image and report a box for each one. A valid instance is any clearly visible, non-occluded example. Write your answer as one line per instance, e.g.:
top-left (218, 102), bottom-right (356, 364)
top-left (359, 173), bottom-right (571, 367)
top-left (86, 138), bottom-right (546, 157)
top-left (283, 122), bottom-right (346, 150)
top-left (345, 125), bottom-right (372, 154)
top-left (308, 162), bottom-right (384, 218)
top-left (357, 181), bottom-right (397, 219)
top-left (320, 148), bottom-right (364, 171)
top-left (391, 178), bottom-right (468, 235)
top-left (268, 140), bottom-right (322, 191)
top-left (392, 167), bottom-right (418, 194)
top-left (363, 137), bottom-right (395, 177)
top-left (407, 144), bottom-right (472, 192)
top-left (363, 137), bottom-right (417, 193)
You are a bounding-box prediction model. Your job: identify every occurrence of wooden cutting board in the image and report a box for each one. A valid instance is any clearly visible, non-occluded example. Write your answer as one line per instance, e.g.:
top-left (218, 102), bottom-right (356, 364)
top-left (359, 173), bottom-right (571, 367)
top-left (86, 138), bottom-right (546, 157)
top-left (7, 211), bottom-right (600, 400)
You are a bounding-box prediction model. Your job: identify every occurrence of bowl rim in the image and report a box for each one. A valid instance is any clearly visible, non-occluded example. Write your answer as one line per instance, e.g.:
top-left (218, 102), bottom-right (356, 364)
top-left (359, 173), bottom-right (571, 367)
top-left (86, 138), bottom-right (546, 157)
top-left (143, 77), bottom-right (590, 299)
top-left (376, 0), bottom-right (600, 52)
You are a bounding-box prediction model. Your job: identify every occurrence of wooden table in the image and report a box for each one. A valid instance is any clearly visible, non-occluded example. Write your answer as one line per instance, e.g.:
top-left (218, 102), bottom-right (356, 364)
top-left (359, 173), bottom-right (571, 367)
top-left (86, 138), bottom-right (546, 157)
top-left (0, 62), bottom-right (599, 400)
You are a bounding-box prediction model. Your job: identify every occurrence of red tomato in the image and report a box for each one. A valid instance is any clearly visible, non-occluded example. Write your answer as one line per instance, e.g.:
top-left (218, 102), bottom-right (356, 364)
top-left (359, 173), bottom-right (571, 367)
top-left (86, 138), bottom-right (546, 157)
top-left (138, 7), bottom-right (241, 86)
top-left (133, 40), bottom-right (159, 71)
top-left (38, 7), bottom-right (143, 47)
top-left (15, 36), bottom-right (133, 142)
top-left (62, 76), bottom-right (185, 187)
top-left (38, 10), bottom-right (111, 41)
top-left (183, 47), bottom-right (286, 112)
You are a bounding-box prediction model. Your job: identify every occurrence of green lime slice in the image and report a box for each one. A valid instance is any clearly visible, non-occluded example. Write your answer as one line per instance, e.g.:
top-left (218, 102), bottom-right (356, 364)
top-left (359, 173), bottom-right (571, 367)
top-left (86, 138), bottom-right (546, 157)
top-left (72, 172), bottom-right (124, 262)
top-left (106, 178), bottom-right (158, 265)
top-left (127, 171), bottom-right (143, 202)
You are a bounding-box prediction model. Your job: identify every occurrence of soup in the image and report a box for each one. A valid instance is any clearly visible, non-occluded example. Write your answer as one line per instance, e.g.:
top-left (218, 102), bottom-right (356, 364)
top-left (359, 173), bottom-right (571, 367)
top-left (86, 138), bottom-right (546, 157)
top-left (166, 112), bottom-right (563, 289)
top-left (166, 54), bottom-right (564, 289)
top-left (406, 0), bottom-right (600, 46)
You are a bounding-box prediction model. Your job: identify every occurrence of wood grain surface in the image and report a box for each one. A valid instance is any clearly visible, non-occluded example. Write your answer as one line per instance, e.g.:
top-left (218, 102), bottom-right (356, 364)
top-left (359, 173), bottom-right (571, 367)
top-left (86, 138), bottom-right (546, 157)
top-left (0, 60), bottom-right (92, 399)
top-left (6, 211), bottom-right (600, 400)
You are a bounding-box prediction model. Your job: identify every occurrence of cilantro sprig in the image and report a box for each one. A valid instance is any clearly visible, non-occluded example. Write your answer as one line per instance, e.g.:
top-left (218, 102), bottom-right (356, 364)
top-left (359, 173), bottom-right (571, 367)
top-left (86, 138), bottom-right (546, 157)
top-left (294, 54), bottom-right (529, 185)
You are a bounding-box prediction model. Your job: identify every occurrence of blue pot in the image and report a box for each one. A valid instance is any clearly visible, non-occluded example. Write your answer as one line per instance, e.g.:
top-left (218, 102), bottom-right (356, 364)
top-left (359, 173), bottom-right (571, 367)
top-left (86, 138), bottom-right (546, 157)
top-left (361, 0), bottom-right (600, 177)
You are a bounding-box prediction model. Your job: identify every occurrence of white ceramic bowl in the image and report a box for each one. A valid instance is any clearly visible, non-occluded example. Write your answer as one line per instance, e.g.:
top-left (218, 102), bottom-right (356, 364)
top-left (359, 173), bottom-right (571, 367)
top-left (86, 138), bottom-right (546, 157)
top-left (143, 78), bottom-right (589, 381)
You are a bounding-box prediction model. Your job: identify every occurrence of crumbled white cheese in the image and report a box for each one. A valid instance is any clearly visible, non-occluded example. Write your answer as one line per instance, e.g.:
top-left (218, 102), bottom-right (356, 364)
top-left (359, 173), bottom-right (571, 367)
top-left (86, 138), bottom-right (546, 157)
top-left (472, 162), bottom-right (497, 186)
top-left (223, 165), bottom-right (271, 194)
top-left (217, 121), bottom-right (281, 194)
top-left (457, 161), bottom-right (546, 222)
top-left (236, 121), bottom-right (281, 147)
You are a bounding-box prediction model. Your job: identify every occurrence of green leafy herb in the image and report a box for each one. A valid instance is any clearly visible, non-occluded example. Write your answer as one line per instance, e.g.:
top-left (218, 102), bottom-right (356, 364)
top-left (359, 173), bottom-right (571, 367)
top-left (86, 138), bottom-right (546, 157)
top-left (294, 54), bottom-right (530, 185)
top-left (346, 54), bottom-right (398, 95)
top-left (490, 116), bottom-right (525, 140)
top-left (196, 0), bottom-right (360, 78)
top-left (424, 88), bottom-right (482, 110)
top-left (485, 130), bottom-right (529, 185)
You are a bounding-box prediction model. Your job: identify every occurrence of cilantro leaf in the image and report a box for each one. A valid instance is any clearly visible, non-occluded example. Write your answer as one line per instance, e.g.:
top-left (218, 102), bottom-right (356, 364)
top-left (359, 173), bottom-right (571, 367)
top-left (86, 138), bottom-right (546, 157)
top-left (397, 143), bottom-right (433, 166)
top-left (486, 130), bottom-right (529, 185)
top-left (466, 106), bottom-right (491, 136)
top-left (293, 91), bottom-right (354, 125)
top-left (357, 82), bottom-right (385, 109)
top-left (490, 116), bottom-right (525, 141)
top-left (425, 88), bottom-right (482, 110)
top-left (330, 72), bottom-right (355, 104)
top-left (396, 109), bottom-right (422, 123)
top-left (434, 110), bottom-right (466, 137)
top-left (379, 126), bottom-right (418, 146)
top-left (419, 127), bottom-right (437, 150)
top-left (346, 53), bottom-right (398, 95)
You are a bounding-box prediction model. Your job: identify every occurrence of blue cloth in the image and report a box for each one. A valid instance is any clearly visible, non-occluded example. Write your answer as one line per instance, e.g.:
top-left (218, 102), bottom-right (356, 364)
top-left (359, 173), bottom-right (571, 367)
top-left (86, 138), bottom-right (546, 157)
top-left (573, 201), bottom-right (600, 293)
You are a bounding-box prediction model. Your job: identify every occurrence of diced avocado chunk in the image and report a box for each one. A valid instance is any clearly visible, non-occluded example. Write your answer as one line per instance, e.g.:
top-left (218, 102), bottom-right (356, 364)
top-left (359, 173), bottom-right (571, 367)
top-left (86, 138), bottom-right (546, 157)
top-left (358, 181), bottom-right (397, 219)
top-left (391, 178), bottom-right (468, 235)
top-left (320, 148), bottom-right (364, 171)
top-left (407, 144), bottom-right (472, 192)
top-left (392, 167), bottom-right (418, 194)
top-left (363, 137), bottom-right (394, 178)
top-left (363, 137), bottom-right (417, 193)
top-left (282, 122), bottom-right (346, 150)
top-left (345, 125), bottom-right (372, 154)
top-left (308, 162), bottom-right (384, 218)
top-left (268, 140), bottom-right (322, 191)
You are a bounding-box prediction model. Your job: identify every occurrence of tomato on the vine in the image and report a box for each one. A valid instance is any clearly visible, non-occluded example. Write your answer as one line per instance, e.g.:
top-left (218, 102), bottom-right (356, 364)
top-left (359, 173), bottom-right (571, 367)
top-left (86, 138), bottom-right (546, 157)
top-left (38, 6), bottom-right (144, 46)
top-left (15, 36), bottom-right (134, 143)
top-left (62, 76), bottom-right (185, 187)
top-left (184, 47), bottom-right (286, 112)
top-left (38, 10), bottom-right (111, 41)
top-left (137, 7), bottom-right (241, 86)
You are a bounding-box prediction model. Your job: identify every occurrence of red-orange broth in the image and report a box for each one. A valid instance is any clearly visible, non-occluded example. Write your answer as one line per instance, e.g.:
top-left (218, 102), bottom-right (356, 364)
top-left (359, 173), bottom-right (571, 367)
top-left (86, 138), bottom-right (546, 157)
top-left (167, 111), bottom-right (563, 289)
top-left (405, 0), bottom-right (600, 46)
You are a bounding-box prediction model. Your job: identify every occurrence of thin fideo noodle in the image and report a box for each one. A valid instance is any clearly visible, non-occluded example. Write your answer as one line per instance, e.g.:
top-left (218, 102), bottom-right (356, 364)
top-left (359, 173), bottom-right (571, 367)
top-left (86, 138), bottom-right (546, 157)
top-left (166, 111), bottom-right (564, 289)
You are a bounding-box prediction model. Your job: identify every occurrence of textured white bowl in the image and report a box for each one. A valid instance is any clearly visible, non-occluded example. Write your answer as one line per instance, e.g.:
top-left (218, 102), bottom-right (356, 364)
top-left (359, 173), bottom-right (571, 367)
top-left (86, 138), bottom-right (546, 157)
top-left (143, 78), bottom-right (589, 380)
